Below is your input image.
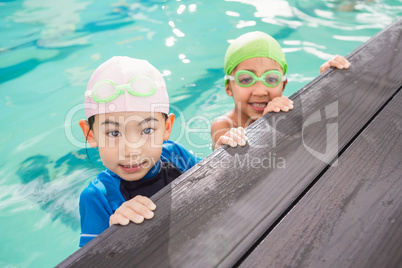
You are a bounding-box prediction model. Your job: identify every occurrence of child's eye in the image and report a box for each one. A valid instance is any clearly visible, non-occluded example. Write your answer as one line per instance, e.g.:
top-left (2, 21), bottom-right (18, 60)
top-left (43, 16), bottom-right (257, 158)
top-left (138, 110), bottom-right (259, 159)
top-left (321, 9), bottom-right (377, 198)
top-left (265, 76), bottom-right (279, 85)
top-left (240, 77), bottom-right (253, 85)
top-left (107, 130), bottom-right (121, 137)
top-left (142, 128), bottom-right (155, 135)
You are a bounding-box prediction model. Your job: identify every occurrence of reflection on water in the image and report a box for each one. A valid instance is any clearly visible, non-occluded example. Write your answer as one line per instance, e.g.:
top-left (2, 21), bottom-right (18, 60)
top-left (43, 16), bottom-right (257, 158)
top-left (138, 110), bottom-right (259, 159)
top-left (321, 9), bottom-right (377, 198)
top-left (1, 1), bottom-right (134, 84)
top-left (16, 149), bottom-right (102, 231)
top-left (18, 155), bottom-right (51, 184)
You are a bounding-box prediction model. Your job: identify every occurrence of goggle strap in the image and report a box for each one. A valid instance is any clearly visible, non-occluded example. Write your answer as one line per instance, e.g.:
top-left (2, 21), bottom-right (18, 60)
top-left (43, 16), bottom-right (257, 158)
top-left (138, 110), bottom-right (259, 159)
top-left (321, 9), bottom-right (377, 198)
top-left (154, 81), bottom-right (163, 88)
top-left (224, 75), bottom-right (235, 81)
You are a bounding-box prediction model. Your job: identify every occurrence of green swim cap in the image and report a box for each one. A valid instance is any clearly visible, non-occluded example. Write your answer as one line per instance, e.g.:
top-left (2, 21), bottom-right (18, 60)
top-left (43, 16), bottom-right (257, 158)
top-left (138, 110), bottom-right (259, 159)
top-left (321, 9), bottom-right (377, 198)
top-left (224, 31), bottom-right (287, 81)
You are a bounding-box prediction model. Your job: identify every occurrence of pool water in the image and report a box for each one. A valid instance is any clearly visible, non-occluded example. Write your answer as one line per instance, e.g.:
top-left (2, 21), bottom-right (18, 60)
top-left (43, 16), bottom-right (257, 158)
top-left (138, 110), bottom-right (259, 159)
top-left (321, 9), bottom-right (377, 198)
top-left (1, 0), bottom-right (401, 266)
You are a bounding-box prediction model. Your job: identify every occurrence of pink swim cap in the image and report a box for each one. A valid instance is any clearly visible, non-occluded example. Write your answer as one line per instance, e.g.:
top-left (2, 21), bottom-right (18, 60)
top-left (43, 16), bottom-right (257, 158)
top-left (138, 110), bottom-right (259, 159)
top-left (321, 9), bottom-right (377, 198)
top-left (84, 56), bottom-right (169, 119)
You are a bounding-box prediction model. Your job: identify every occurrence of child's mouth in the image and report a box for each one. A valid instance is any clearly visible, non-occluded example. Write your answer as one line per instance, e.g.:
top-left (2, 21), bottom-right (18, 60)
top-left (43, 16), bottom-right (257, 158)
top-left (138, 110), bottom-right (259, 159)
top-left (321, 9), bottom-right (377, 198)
top-left (119, 161), bottom-right (146, 173)
top-left (249, 102), bottom-right (267, 112)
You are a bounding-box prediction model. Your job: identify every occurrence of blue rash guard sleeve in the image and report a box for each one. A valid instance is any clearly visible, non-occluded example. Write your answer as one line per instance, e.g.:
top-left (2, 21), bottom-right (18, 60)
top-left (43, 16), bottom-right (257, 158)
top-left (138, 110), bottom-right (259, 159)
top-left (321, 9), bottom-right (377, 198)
top-left (79, 179), bottom-right (113, 247)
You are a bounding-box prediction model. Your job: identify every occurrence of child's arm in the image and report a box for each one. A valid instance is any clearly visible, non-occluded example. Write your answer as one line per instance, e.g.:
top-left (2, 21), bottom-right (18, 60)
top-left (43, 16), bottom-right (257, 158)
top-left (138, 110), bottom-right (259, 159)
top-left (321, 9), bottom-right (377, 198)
top-left (109, 195), bottom-right (156, 226)
top-left (320, 55), bottom-right (351, 73)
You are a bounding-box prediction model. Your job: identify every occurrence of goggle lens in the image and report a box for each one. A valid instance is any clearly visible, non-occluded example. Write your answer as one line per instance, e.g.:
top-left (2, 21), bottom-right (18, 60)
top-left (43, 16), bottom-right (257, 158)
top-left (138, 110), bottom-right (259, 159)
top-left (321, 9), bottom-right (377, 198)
top-left (264, 73), bottom-right (280, 86)
top-left (128, 75), bottom-right (155, 95)
top-left (237, 73), bottom-right (254, 86)
top-left (93, 81), bottom-right (118, 102)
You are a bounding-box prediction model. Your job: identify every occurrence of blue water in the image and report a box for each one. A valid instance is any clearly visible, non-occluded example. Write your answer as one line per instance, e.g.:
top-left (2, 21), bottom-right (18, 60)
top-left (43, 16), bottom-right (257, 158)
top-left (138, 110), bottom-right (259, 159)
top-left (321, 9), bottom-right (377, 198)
top-left (1, 0), bottom-right (401, 267)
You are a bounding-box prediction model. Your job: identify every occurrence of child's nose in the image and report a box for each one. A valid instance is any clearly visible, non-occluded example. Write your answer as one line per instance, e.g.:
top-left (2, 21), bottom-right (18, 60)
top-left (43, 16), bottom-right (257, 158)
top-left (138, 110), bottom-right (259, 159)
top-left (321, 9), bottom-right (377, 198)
top-left (125, 144), bottom-right (142, 155)
top-left (123, 147), bottom-right (143, 163)
top-left (120, 137), bottom-right (143, 157)
top-left (252, 83), bottom-right (269, 96)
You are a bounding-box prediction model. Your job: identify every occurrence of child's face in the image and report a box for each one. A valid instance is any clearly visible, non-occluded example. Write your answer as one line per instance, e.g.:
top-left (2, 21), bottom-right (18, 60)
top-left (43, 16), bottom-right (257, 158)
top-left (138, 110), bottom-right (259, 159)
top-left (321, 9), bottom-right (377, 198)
top-left (226, 57), bottom-right (285, 123)
top-left (90, 111), bottom-right (172, 181)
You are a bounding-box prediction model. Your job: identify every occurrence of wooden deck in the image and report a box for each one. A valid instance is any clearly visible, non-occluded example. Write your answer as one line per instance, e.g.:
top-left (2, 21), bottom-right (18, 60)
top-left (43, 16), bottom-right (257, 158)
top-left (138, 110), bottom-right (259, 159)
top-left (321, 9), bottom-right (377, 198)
top-left (58, 18), bottom-right (402, 268)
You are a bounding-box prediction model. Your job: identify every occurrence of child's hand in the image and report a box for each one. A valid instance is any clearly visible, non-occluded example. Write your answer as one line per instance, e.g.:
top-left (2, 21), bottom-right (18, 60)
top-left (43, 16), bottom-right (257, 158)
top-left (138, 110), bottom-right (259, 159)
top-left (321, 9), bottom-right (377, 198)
top-left (109, 195), bottom-right (156, 226)
top-left (320, 55), bottom-right (351, 73)
top-left (215, 127), bottom-right (248, 150)
top-left (264, 96), bottom-right (294, 114)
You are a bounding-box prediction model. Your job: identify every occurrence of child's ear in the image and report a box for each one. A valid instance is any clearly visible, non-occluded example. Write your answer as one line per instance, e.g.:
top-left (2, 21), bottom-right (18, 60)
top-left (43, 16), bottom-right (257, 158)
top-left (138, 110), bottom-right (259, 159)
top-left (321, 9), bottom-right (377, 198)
top-left (282, 79), bottom-right (288, 92)
top-left (163, 113), bottom-right (175, 141)
top-left (79, 119), bottom-right (98, 148)
top-left (225, 83), bottom-right (233, 96)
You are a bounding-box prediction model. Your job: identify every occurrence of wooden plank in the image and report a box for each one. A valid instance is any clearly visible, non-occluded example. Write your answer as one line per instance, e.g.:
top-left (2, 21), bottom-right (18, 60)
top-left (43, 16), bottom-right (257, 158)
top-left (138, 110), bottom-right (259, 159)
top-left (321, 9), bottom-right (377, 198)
top-left (58, 18), bottom-right (402, 267)
top-left (239, 90), bottom-right (402, 268)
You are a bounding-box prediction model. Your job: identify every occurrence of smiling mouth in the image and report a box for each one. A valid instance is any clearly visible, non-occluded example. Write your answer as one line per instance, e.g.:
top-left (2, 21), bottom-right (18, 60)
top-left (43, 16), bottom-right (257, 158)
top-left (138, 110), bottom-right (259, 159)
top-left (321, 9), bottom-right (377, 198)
top-left (249, 102), bottom-right (268, 111)
top-left (119, 161), bottom-right (146, 172)
top-left (250, 102), bottom-right (268, 108)
top-left (121, 162), bottom-right (144, 168)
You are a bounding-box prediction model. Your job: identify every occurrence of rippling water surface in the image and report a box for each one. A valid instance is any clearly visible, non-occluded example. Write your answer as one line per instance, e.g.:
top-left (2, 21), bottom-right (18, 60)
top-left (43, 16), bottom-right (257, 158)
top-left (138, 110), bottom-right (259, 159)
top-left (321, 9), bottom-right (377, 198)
top-left (0, 0), bottom-right (401, 266)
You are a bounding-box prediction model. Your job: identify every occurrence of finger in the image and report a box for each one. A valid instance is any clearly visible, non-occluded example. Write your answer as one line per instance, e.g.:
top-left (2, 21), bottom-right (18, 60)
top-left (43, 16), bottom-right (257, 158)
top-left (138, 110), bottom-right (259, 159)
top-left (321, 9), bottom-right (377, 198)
top-left (288, 102), bottom-right (294, 110)
top-left (283, 96), bottom-right (294, 108)
top-left (231, 132), bottom-right (245, 146)
top-left (237, 127), bottom-right (248, 141)
top-left (115, 205), bottom-right (146, 224)
top-left (218, 133), bottom-right (237, 147)
top-left (334, 55), bottom-right (350, 67)
top-left (118, 201), bottom-right (150, 222)
top-left (265, 103), bottom-right (281, 113)
top-left (329, 58), bottom-right (344, 69)
top-left (229, 129), bottom-right (247, 146)
top-left (271, 101), bottom-right (290, 112)
top-left (277, 103), bottom-right (290, 112)
top-left (128, 200), bottom-right (155, 220)
top-left (334, 57), bottom-right (346, 68)
top-left (330, 55), bottom-right (350, 69)
top-left (110, 213), bottom-right (130, 226)
top-left (320, 62), bottom-right (331, 73)
top-left (272, 97), bottom-right (293, 110)
top-left (339, 57), bottom-right (351, 68)
top-left (279, 97), bottom-right (294, 108)
top-left (134, 195), bottom-right (156, 210)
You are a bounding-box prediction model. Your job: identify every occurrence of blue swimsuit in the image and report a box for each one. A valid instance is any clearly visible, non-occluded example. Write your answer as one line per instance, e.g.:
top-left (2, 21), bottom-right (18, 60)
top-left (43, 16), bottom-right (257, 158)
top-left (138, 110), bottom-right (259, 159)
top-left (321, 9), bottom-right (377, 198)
top-left (79, 140), bottom-right (201, 247)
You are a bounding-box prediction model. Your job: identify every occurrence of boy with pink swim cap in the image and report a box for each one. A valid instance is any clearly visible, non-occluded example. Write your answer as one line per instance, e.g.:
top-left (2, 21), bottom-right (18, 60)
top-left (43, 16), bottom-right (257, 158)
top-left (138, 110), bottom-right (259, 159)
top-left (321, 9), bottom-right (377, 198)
top-left (78, 56), bottom-right (213, 247)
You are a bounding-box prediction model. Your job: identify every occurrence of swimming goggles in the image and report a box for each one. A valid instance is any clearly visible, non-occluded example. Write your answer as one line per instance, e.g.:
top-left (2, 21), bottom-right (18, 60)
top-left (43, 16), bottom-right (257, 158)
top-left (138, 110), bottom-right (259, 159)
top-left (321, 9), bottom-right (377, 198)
top-left (86, 75), bottom-right (156, 103)
top-left (225, 70), bottom-right (286, 88)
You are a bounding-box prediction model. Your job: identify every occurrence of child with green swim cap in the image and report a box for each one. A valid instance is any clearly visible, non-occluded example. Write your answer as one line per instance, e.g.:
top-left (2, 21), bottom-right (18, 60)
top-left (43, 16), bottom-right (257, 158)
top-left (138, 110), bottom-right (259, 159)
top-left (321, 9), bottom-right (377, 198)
top-left (211, 31), bottom-right (350, 149)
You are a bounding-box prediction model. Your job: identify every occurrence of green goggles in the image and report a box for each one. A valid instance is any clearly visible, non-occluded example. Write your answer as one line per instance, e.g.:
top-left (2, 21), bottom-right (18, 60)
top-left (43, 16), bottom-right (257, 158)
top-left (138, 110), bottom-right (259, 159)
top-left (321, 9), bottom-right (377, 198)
top-left (87, 75), bottom-right (156, 103)
top-left (225, 70), bottom-right (286, 88)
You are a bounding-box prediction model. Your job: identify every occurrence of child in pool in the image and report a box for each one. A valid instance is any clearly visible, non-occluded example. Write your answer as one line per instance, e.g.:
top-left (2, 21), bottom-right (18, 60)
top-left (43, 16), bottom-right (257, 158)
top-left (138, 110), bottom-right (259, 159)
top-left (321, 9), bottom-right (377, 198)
top-left (211, 31), bottom-right (350, 149)
top-left (78, 56), bottom-right (207, 247)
